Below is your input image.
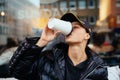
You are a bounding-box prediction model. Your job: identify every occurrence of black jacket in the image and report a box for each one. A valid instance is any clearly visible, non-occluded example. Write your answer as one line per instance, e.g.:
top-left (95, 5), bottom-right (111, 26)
top-left (9, 37), bottom-right (108, 80)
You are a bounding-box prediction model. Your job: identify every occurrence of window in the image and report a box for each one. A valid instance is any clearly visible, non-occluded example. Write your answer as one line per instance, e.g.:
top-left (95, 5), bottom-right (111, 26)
top-left (0, 26), bottom-right (4, 34)
top-left (117, 14), bottom-right (120, 23)
top-left (0, 16), bottom-right (6, 23)
top-left (0, 0), bottom-right (5, 3)
top-left (5, 27), bottom-right (8, 34)
top-left (2, 26), bottom-right (7, 34)
top-left (2, 26), bottom-right (5, 34)
top-left (60, 1), bottom-right (67, 9)
top-left (69, 1), bottom-right (76, 9)
top-left (79, 0), bottom-right (86, 9)
top-left (88, 0), bottom-right (95, 9)
top-left (53, 2), bottom-right (57, 8)
top-left (88, 16), bottom-right (96, 25)
top-left (0, 26), bottom-right (2, 34)
top-left (116, 0), bottom-right (120, 7)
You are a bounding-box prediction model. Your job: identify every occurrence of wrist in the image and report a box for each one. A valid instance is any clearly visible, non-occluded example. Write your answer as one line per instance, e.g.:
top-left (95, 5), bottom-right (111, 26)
top-left (36, 39), bottom-right (48, 47)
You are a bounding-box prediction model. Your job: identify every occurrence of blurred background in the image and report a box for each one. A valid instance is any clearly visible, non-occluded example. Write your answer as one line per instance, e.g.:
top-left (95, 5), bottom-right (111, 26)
top-left (0, 0), bottom-right (120, 78)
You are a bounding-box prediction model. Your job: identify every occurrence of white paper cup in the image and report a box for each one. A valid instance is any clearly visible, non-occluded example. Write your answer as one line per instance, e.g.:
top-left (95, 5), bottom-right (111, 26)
top-left (48, 18), bottom-right (73, 35)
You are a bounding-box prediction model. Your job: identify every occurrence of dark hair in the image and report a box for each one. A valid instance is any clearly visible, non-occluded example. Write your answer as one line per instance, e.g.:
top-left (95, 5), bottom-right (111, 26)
top-left (0, 37), bottom-right (18, 55)
top-left (6, 37), bottom-right (18, 48)
top-left (112, 37), bottom-right (120, 48)
top-left (92, 32), bottom-right (106, 46)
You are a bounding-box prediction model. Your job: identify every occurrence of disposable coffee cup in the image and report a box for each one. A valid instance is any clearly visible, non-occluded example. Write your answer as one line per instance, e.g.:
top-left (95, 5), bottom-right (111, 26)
top-left (48, 18), bottom-right (73, 36)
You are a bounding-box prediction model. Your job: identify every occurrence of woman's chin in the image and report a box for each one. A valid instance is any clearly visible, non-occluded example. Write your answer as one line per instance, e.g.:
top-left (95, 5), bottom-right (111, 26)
top-left (66, 39), bottom-right (81, 45)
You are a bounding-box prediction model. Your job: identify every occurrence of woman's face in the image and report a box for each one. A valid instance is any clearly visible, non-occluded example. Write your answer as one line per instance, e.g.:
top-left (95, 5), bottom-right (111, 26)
top-left (65, 22), bottom-right (90, 44)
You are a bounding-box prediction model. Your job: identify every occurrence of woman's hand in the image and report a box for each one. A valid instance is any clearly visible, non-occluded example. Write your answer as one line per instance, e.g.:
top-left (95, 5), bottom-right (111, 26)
top-left (36, 24), bottom-right (60, 47)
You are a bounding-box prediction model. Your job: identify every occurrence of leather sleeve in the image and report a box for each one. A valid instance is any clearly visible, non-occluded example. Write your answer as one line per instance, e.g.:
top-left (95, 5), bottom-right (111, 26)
top-left (9, 37), bottom-right (44, 80)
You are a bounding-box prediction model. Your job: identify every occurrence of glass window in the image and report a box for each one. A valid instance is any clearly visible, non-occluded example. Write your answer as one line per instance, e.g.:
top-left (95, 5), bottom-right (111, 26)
top-left (4, 27), bottom-right (8, 34)
top-left (53, 2), bottom-right (57, 8)
top-left (88, 16), bottom-right (96, 25)
top-left (69, 1), bottom-right (76, 9)
top-left (116, 0), bottom-right (120, 7)
top-left (2, 26), bottom-right (5, 34)
top-left (60, 1), bottom-right (67, 9)
top-left (0, 26), bottom-right (4, 34)
top-left (0, 0), bottom-right (4, 3)
top-left (79, 0), bottom-right (86, 9)
top-left (0, 26), bottom-right (2, 34)
top-left (117, 14), bottom-right (120, 24)
top-left (88, 0), bottom-right (95, 9)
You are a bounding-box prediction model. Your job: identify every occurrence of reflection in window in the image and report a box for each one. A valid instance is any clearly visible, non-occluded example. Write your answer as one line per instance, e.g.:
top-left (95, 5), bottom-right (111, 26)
top-left (117, 14), bottom-right (120, 24)
top-left (88, 0), bottom-right (95, 9)
top-left (79, 0), bottom-right (86, 9)
top-left (88, 16), bottom-right (96, 25)
top-left (116, 0), bottom-right (120, 7)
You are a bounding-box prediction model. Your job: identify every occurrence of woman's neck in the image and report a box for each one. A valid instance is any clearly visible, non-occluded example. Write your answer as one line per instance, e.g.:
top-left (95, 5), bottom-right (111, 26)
top-left (68, 44), bottom-right (87, 66)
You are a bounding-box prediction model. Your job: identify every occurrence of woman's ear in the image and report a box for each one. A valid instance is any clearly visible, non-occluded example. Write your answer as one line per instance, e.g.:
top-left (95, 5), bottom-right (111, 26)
top-left (85, 33), bottom-right (90, 40)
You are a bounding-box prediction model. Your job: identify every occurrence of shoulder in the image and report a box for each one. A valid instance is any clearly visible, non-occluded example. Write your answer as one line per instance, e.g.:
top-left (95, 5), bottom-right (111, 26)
top-left (87, 48), bottom-right (108, 79)
top-left (87, 47), bottom-right (107, 66)
top-left (89, 66), bottom-right (108, 80)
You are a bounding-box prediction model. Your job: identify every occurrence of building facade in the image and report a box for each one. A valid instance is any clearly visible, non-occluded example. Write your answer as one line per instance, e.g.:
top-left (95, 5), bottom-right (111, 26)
top-left (106, 0), bottom-right (120, 28)
top-left (40, 0), bottom-right (120, 29)
top-left (0, 0), bottom-right (40, 45)
top-left (40, 0), bottom-right (99, 29)
top-left (0, 0), bottom-right (8, 45)
top-left (96, 0), bottom-right (120, 28)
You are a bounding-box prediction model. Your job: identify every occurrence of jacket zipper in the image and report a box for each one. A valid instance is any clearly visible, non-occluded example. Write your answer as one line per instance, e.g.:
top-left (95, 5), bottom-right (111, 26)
top-left (83, 66), bottom-right (100, 80)
top-left (79, 61), bottom-right (100, 80)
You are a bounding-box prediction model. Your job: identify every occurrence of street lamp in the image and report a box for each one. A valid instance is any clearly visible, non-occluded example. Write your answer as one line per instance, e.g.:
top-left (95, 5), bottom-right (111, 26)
top-left (1, 11), bottom-right (5, 16)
